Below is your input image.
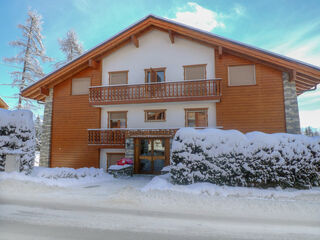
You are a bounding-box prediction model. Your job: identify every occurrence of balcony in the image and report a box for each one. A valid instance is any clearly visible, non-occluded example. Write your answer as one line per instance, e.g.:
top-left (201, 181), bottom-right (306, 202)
top-left (89, 78), bottom-right (221, 105)
top-left (88, 128), bottom-right (178, 146)
top-left (88, 129), bottom-right (126, 146)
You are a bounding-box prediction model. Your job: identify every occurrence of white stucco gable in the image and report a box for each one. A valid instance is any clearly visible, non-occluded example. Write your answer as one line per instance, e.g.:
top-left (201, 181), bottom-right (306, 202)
top-left (102, 29), bottom-right (215, 85)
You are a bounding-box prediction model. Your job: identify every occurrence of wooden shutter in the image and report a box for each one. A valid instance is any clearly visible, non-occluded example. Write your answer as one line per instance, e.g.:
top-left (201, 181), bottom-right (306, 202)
top-left (228, 65), bottom-right (256, 86)
top-left (184, 65), bottom-right (206, 80)
top-left (195, 111), bottom-right (207, 127)
top-left (72, 78), bottom-right (90, 95)
top-left (151, 69), bottom-right (157, 83)
top-left (109, 71), bottom-right (128, 85)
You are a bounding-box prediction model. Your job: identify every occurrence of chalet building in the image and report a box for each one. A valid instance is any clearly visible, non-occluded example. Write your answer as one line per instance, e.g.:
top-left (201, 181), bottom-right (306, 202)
top-left (22, 15), bottom-right (320, 174)
top-left (0, 97), bottom-right (9, 109)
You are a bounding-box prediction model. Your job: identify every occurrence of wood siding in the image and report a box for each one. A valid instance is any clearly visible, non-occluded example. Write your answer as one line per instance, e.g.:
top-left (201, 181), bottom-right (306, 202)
top-left (50, 50), bottom-right (287, 169)
top-left (51, 65), bottom-right (102, 168)
top-left (215, 51), bottom-right (286, 133)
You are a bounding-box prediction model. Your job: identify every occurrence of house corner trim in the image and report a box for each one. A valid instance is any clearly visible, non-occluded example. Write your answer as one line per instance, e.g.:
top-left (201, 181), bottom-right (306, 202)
top-left (283, 72), bottom-right (301, 134)
top-left (39, 88), bottom-right (53, 167)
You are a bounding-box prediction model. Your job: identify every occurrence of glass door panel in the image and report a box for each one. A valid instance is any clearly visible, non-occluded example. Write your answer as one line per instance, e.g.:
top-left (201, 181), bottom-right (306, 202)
top-left (137, 138), bottom-right (168, 174)
top-left (139, 139), bottom-right (152, 173)
top-left (140, 158), bottom-right (152, 172)
top-left (153, 139), bottom-right (165, 156)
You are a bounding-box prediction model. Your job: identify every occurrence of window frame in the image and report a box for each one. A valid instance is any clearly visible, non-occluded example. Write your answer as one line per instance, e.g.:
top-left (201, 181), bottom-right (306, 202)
top-left (71, 77), bottom-right (91, 95)
top-left (144, 109), bottom-right (167, 122)
top-left (108, 111), bottom-right (128, 128)
top-left (183, 64), bottom-right (207, 81)
top-left (184, 108), bottom-right (208, 127)
top-left (144, 67), bottom-right (166, 83)
top-left (108, 70), bottom-right (129, 85)
top-left (227, 64), bottom-right (256, 87)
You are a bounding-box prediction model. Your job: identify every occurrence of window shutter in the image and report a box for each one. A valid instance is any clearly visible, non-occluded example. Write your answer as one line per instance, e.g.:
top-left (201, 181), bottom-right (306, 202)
top-left (109, 72), bottom-right (127, 85)
top-left (228, 65), bottom-right (256, 86)
top-left (72, 78), bottom-right (90, 95)
top-left (184, 65), bottom-right (206, 80)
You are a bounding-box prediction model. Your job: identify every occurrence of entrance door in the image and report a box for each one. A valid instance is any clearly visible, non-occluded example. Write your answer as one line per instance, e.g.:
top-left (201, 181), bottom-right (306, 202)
top-left (135, 138), bottom-right (169, 174)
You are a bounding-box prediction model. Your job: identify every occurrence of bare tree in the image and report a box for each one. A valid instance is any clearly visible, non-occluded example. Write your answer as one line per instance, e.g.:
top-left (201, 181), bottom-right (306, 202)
top-left (55, 30), bottom-right (83, 69)
top-left (3, 9), bottom-right (51, 109)
top-left (304, 126), bottom-right (320, 137)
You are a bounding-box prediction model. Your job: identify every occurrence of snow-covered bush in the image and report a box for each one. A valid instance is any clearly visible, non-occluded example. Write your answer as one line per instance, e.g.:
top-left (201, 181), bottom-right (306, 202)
top-left (171, 128), bottom-right (320, 189)
top-left (32, 167), bottom-right (105, 179)
top-left (0, 109), bottom-right (35, 174)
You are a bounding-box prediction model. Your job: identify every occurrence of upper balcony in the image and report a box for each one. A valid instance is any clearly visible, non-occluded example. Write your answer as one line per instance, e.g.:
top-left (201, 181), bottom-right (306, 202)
top-left (89, 78), bottom-right (222, 105)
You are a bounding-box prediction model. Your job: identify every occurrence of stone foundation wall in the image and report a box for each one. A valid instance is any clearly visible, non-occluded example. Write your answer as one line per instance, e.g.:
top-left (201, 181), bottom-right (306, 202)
top-left (125, 138), bottom-right (134, 160)
top-left (282, 72), bottom-right (301, 134)
top-left (39, 88), bottom-right (53, 167)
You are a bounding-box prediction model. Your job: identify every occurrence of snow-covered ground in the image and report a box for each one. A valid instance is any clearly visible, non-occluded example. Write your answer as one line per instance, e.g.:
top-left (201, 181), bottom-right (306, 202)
top-left (0, 167), bottom-right (320, 240)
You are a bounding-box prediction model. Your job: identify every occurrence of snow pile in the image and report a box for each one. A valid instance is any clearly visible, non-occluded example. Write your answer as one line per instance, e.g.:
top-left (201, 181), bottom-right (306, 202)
top-left (143, 174), bottom-right (320, 200)
top-left (32, 167), bottom-right (105, 179)
top-left (171, 128), bottom-right (320, 189)
top-left (0, 167), bottom-right (113, 187)
top-left (0, 109), bottom-right (35, 173)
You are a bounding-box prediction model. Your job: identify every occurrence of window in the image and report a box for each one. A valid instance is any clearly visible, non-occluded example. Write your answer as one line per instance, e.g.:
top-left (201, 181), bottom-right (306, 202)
top-left (109, 71), bottom-right (128, 85)
top-left (145, 68), bottom-right (166, 83)
top-left (108, 111), bottom-right (127, 128)
top-left (145, 109), bottom-right (166, 122)
top-left (107, 153), bottom-right (125, 168)
top-left (185, 108), bottom-right (208, 127)
top-left (228, 65), bottom-right (256, 86)
top-left (72, 78), bottom-right (90, 95)
top-left (184, 64), bottom-right (206, 80)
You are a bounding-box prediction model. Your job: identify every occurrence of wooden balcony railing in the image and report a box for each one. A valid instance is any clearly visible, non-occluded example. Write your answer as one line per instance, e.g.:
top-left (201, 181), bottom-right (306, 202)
top-left (89, 79), bottom-right (221, 105)
top-left (88, 129), bottom-right (126, 146)
top-left (88, 128), bottom-right (178, 146)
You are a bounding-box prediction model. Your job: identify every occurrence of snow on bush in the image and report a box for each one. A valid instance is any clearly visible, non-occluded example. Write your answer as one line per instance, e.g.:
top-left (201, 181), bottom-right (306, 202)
top-left (32, 167), bottom-right (105, 179)
top-left (170, 128), bottom-right (320, 189)
top-left (0, 109), bottom-right (35, 173)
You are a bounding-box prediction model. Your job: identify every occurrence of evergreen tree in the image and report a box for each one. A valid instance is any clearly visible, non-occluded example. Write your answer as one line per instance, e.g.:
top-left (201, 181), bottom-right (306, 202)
top-left (304, 126), bottom-right (320, 137)
top-left (304, 127), bottom-right (312, 136)
top-left (3, 9), bottom-right (51, 109)
top-left (55, 30), bottom-right (83, 69)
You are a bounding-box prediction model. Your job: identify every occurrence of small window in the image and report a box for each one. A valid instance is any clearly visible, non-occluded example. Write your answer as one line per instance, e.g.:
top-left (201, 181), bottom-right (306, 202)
top-left (228, 65), bottom-right (256, 86)
top-left (108, 112), bottom-right (127, 128)
top-left (145, 68), bottom-right (165, 83)
top-left (72, 78), bottom-right (90, 95)
top-left (184, 64), bottom-right (206, 80)
top-left (145, 109), bottom-right (166, 122)
top-left (185, 108), bottom-right (208, 127)
top-left (107, 153), bottom-right (125, 168)
top-left (109, 71), bottom-right (128, 85)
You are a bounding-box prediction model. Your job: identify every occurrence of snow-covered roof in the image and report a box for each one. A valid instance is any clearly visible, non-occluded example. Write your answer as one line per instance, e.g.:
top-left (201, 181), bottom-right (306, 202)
top-left (21, 14), bottom-right (320, 100)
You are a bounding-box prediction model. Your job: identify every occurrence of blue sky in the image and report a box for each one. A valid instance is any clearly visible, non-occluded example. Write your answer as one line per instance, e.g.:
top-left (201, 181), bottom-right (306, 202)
top-left (0, 0), bottom-right (319, 128)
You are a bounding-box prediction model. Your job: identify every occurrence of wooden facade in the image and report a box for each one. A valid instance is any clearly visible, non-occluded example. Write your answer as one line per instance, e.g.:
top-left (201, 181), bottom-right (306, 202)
top-left (20, 15), bottom-right (320, 170)
top-left (50, 66), bottom-right (102, 168)
top-left (215, 51), bottom-right (286, 133)
top-left (49, 52), bottom-right (287, 168)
